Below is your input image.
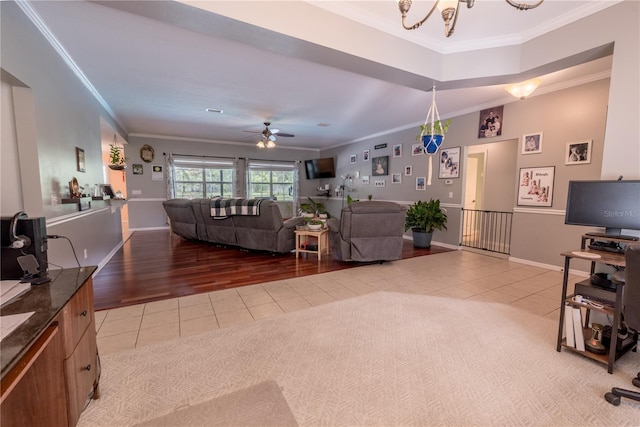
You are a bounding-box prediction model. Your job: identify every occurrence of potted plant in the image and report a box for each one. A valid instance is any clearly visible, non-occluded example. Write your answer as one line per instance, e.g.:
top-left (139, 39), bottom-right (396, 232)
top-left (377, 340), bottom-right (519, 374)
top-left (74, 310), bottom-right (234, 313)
top-left (299, 197), bottom-right (329, 218)
top-left (404, 199), bottom-right (447, 248)
top-left (417, 119), bottom-right (451, 154)
top-left (108, 143), bottom-right (127, 170)
top-left (305, 217), bottom-right (324, 230)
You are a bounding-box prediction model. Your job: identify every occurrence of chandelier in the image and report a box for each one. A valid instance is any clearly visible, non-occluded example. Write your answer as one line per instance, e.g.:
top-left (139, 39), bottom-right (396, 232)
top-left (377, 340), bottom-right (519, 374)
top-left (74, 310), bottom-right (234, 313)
top-left (398, 0), bottom-right (544, 38)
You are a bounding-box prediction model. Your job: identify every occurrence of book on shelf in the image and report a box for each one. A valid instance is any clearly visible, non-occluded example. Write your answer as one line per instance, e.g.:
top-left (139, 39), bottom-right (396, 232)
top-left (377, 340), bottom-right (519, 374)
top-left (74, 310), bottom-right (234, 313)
top-left (564, 305), bottom-right (575, 348)
top-left (572, 307), bottom-right (586, 351)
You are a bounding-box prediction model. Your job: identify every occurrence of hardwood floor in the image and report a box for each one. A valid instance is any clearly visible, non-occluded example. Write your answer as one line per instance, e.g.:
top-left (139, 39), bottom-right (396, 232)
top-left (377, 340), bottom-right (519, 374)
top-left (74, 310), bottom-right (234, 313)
top-left (92, 230), bottom-right (452, 311)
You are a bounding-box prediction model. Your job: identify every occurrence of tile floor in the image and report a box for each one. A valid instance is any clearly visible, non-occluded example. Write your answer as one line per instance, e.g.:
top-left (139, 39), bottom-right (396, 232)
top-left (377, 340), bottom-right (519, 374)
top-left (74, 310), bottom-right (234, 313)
top-left (95, 250), bottom-right (585, 354)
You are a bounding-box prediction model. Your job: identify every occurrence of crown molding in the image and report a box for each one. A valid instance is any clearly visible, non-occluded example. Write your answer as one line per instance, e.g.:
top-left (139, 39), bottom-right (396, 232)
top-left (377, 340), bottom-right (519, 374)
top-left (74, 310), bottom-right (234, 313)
top-left (128, 133), bottom-right (319, 152)
top-left (17, 1), bottom-right (127, 132)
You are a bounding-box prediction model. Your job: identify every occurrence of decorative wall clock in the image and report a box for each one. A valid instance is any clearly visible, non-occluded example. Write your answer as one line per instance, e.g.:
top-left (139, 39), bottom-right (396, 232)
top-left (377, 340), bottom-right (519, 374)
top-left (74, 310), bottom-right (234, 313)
top-left (140, 144), bottom-right (155, 163)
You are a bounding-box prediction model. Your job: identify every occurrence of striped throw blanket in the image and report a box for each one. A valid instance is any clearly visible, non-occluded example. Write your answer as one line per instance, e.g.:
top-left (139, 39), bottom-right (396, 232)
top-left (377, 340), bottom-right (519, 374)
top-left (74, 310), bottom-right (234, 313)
top-left (210, 198), bottom-right (263, 218)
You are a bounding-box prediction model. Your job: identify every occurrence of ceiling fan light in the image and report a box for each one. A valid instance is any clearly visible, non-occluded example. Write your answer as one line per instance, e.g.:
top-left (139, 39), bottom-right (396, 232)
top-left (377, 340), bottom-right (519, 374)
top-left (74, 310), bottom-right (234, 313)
top-left (266, 140), bottom-right (276, 148)
top-left (257, 140), bottom-right (265, 149)
top-left (506, 78), bottom-right (542, 99)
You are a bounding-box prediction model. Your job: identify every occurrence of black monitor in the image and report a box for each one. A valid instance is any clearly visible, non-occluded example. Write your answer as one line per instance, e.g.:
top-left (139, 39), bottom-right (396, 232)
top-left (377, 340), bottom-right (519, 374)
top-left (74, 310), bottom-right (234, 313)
top-left (304, 157), bottom-right (336, 179)
top-left (565, 180), bottom-right (640, 238)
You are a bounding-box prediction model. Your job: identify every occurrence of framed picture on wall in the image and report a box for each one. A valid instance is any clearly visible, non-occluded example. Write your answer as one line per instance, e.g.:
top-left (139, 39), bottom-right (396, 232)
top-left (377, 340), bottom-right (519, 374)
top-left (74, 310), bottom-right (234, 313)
top-left (371, 156), bottom-right (388, 176)
top-left (404, 165), bottom-right (412, 176)
top-left (363, 150), bottom-right (370, 161)
top-left (132, 164), bottom-right (143, 175)
top-left (374, 180), bottom-right (386, 188)
top-left (350, 154), bottom-right (357, 164)
top-left (76, 147), bottom-right (85, 173)
top-left (416, 177), bottom-right (426, 191)
top-left (392, 173), bottom-right (402, 184)
top-left (411, 143), bottom-right (424, 156)
top-left (362, 175), bottom-right (370, 185)
top-left (438, 147), bottom-right (460, 179)
top-left (478, 105), bottom-right (503, 138)
top-left (393, 144), bottom-right (402, 158)
top-left (522, 132), bottom-right (543, 154)
top-left (565, 140), bottom-right (592, 165)
top-left (517, 166), bottom-right (554, 207)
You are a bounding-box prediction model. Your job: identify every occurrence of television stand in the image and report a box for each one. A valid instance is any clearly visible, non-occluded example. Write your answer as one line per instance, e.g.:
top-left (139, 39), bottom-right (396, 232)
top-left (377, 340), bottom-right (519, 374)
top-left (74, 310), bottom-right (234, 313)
top-left (584, 232), bottom-right (639, 241)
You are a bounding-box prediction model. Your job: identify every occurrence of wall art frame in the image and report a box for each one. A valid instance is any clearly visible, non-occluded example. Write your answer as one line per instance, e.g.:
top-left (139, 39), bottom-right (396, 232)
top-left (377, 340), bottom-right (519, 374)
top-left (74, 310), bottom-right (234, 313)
top-left (517, 166), bottom-right (554, 207)
top-left (411, 143), bottom-right (424, 156)
top-left (522, 132), bottom-right (543, 154)
top-left (438, 146), bottom-right (460, 179)
top-left (393, 144), bottom-right (402, 158)
top-left (565, 140), bottom-right (592, 165)
top-left (76, 147), bottom-right (85, 173)
top-left (371, 156), bottom-right (388, 176)
top-left (478, 105), bottom-right (503, 138)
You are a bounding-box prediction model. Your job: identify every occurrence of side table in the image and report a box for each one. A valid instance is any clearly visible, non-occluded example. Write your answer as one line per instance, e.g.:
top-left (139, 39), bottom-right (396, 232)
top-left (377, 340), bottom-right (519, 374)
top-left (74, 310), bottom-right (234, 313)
top-left (295, 228), bottom-right (329, 261)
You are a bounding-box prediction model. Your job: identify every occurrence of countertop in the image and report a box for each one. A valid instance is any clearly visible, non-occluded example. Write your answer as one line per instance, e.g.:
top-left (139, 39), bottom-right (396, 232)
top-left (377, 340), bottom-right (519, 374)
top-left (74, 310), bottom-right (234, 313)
top-left (1, 266), bottom-right (97, 378)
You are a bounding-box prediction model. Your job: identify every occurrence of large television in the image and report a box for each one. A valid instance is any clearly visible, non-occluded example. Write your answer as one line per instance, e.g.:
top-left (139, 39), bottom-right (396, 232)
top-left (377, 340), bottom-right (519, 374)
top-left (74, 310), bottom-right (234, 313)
top-left (565, 180), bottom-right (640, 238)
top-left (304, 157), bottom-right (336, 179)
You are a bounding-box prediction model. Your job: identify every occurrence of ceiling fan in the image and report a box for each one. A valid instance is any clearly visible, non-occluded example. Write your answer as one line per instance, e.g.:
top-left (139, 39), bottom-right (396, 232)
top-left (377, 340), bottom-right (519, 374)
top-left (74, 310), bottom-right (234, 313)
top-left (244, 122), bottom-right (295, 148)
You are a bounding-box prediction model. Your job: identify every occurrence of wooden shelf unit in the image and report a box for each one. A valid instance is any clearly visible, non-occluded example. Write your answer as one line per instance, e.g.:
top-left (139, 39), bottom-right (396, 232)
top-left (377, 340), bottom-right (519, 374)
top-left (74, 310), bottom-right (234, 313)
top-left (556, 234), bottom-right (638, 373)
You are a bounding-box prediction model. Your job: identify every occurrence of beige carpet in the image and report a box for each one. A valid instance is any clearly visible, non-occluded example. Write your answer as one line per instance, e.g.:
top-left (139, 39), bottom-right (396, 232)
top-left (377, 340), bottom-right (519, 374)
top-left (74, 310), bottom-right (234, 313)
top-left (79, 291), bottom-right (640, 426)
top-left (133, 380), bottom-right (297, 427)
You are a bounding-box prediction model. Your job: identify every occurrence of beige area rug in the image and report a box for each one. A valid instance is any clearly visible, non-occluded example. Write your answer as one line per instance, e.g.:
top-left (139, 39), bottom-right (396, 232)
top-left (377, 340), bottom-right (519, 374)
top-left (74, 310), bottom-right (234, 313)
top-left (79, 292), bottom-right (640, 426)
top-left (133, 380), bottom-right (297, 427)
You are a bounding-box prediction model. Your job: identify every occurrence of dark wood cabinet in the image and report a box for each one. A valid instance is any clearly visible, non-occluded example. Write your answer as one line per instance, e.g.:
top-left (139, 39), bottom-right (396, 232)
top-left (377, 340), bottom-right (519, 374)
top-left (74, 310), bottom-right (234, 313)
top-left (1, 325), bottom-right (68, 426)
top-left (1, 267), bottom-right (99, 426)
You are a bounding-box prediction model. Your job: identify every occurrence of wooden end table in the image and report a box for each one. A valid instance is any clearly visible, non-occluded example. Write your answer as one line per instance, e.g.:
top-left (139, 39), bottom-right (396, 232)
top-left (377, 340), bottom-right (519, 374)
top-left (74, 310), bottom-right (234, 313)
top-left (295, 228), bottom-right (329, 261)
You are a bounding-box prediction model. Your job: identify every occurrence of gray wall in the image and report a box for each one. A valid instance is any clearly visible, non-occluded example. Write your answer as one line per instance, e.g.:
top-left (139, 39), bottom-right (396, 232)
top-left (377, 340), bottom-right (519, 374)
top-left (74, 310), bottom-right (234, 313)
top-left (125, 135), bottom-right (319, 229)
top-left (320, 78), bottom-right (617, 268)
top-left (1, 2), bottom-right (125, 269)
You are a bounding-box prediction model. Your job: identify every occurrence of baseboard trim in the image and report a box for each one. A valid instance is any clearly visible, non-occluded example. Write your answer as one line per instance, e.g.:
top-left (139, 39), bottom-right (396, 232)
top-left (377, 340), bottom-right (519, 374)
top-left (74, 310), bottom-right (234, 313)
top-left (129, 226), bottom-right (170, 232)
top-left (95, 239), bottom-right (125, 275)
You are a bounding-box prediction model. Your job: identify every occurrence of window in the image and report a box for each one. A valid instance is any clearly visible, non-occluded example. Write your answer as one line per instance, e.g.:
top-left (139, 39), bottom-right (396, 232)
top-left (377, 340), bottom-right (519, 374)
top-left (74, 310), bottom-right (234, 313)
top-left (172, 158), bottom-right (234, 199)
top-left (247, 161), bottom-right (296, 201)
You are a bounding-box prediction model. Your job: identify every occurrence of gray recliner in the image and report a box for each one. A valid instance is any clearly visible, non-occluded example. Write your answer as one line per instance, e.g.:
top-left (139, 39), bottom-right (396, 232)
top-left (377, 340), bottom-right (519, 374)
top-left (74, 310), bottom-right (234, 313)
top-left (327, 201), bottom-right (406, 262)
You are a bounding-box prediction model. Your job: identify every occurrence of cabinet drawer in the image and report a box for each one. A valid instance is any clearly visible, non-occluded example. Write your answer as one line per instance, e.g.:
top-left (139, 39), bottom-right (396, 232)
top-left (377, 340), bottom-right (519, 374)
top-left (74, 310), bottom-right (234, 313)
top-left (61, 279), bottom-right (95, 357)
top-left (65, 322), bottom-right (98, 427)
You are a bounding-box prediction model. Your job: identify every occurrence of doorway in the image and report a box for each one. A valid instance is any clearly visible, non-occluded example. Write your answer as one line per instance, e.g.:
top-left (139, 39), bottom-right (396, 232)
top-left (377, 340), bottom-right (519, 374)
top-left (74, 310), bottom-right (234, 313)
top-left (100, 118), bottom-right (130, 242)
top-left (462, 147), bottom-right (486, 243)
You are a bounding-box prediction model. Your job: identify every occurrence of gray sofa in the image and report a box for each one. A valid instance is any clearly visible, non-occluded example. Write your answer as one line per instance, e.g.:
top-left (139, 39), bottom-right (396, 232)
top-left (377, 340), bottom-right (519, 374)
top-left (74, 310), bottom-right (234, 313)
top-left (162, 198), bottom-right (304, 253)
top-left (327, 201), bottom-right (407, 262)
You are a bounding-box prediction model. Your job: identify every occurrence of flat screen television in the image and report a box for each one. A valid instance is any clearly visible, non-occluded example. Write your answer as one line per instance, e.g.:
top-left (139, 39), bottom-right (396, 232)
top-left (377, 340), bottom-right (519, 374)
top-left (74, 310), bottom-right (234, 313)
top-left (565, 180), bottom-right (640, 238)
top-left (304, 157), bottom-right (336, 179)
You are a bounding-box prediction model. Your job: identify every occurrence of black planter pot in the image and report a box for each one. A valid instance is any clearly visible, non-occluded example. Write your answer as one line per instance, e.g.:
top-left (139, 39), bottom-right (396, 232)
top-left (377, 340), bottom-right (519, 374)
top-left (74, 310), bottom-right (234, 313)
top-left (412, 229), bottom-right (433, 248)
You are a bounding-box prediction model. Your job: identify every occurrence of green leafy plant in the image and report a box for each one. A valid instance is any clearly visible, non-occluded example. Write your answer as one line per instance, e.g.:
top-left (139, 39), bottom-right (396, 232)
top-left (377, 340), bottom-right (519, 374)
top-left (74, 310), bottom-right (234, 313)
top-left (416, 119), bottom-right (452, 140)
top-left (305, 218), bottom-right (324, 226)
top-left (404, 199), bottom-right (448, 233)
top-left (300, 197), bottom-right (328, 216)
top-left (347, 194), bottom-right (360, 204)
top-left (109, 143), bottom-right (127, 165)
